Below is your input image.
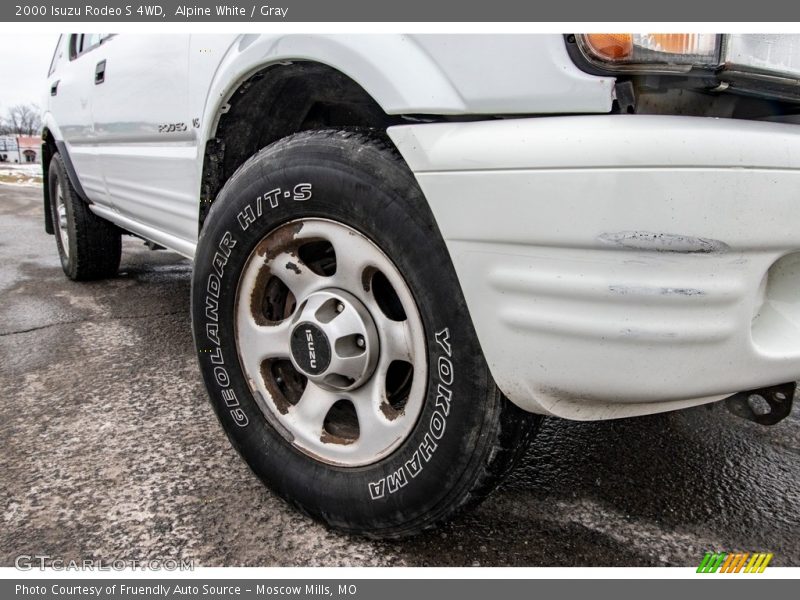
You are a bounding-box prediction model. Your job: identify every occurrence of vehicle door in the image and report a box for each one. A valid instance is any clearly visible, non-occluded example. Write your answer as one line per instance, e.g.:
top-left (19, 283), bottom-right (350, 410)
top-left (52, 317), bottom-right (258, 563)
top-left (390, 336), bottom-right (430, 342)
top-left (90, 35), bottom-right (195, 246)
top-left (47, 34), bottom-right (107, 206)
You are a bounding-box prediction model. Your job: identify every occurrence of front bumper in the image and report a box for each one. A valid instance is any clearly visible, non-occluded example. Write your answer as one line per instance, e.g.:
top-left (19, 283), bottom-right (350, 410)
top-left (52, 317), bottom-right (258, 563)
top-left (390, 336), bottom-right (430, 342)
top-left (389, 115), bottom-right (800, 420)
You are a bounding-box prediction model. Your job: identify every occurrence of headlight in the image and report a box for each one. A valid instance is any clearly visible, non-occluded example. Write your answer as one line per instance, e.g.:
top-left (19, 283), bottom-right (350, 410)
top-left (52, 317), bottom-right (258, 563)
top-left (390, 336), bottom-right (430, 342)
top-left (578, 34), bottom-right (720, 72)
top-left (576, 33), bottom-right (800, 97)
top-left (724, 34), bottom-right (800, 80)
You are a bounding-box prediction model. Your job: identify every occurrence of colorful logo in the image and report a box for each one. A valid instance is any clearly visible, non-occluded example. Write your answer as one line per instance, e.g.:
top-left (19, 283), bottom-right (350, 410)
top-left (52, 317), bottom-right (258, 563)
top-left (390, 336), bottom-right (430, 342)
top-left (697, 552), bottom-right (773, 573)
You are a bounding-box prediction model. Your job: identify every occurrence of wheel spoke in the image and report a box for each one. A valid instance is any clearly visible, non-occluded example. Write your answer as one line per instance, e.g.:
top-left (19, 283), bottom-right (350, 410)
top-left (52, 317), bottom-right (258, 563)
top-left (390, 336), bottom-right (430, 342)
top-left (379, 318), bottom-right (414, 362)
top-left (349, 387), bottom-right (404, 454)
top-left (324, 233), bottom-right (376, 294)
top-left (270, 249), bottom-right (327, 299)
top-left (333, 354), bottom-right (369, 380)
top-left (235, 248), bottom-right (309, 370)
top-left (290, 382), bottom-right (340, 437)
top-left (236, 316), bottom-right (292, 377)
top-left (326, 304), bottom-right (371, 339)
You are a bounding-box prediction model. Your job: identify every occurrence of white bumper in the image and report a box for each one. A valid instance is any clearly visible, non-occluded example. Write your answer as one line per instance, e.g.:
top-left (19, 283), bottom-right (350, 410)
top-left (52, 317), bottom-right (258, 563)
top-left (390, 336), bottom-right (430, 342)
top-left (388, 115), bottom-right (800, 420)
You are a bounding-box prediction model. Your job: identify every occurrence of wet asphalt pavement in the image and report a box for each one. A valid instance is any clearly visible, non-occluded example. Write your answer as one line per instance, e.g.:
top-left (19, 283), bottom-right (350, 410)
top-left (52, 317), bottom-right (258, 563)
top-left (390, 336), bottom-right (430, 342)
top-left (1, 183), bottom-right (799, 567)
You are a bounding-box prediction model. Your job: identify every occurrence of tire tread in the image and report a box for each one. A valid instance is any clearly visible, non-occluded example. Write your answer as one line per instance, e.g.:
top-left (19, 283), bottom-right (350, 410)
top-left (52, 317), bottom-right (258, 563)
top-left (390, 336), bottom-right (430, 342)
top-left (50, 153), bottom-right (121, 280)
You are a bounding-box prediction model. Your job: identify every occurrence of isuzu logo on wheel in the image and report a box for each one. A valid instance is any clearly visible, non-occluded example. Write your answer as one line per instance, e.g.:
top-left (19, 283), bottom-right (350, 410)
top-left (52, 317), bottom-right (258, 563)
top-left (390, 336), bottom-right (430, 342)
top-left (305, 329), bottom-right (316, 369)
top-left (290, 322), bottom-right (331, 375)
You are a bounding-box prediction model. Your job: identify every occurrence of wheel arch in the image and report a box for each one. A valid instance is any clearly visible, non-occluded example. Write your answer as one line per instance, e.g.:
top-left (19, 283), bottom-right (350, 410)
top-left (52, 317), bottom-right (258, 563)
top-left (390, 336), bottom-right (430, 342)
top-left (40, 123), bottom-right (90, 235)
top-left (196, 35), bottom-right (469, 233)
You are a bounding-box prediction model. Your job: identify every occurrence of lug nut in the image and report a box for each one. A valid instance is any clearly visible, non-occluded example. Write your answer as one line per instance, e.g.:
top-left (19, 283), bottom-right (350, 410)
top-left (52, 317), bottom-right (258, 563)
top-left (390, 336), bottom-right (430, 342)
top-left (356, 336), bottom-right (365, 348)
top-left (336, 303), bottom-right (345, 313)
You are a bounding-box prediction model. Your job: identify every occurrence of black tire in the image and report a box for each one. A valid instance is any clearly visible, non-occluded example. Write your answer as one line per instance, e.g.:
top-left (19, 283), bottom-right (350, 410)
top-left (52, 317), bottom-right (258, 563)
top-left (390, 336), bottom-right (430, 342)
top-left (48, 153), bottom-right (121, 280)
top-left (191, 130), bottom-right (539, 538)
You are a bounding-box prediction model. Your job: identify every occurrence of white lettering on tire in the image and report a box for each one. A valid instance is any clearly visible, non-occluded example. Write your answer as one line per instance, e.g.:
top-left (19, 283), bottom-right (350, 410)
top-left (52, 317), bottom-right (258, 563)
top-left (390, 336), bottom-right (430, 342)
top-left (368, 327), bottom-right (452, 500)
top-left (204, 184), bottom-right (313, 426)
top-left (236, 184), bottom-right (313, 231)
top-left (203, 229), bottom-right (248, 427)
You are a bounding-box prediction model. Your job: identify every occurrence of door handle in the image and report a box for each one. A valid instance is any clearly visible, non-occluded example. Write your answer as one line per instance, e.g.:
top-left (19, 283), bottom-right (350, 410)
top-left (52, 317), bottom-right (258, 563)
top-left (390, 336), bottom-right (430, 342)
top-left (50, 80), bottom-right (59, 96)
top-left (94, 60), bottom-right (106, 84)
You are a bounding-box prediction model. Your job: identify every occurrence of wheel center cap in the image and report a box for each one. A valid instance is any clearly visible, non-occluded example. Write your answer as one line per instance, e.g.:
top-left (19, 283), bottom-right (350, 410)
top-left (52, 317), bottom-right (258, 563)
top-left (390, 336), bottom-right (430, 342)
top-left (290, 322), bottom-right (332, 375)
top-left (288, 289), bottom-right (380, 391)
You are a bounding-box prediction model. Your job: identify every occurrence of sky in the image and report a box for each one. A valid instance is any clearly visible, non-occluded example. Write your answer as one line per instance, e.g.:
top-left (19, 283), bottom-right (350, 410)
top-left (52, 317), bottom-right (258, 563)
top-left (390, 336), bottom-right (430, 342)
top-left (0, 34), bottom-right (61, 113)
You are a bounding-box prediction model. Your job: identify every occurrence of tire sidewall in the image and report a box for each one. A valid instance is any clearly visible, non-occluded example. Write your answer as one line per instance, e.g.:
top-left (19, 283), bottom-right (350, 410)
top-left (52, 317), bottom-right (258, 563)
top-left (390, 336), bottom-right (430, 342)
top-left (192, 134), bottom-right (496, 534)
top-left (48, 155), bottom-right (75, 276)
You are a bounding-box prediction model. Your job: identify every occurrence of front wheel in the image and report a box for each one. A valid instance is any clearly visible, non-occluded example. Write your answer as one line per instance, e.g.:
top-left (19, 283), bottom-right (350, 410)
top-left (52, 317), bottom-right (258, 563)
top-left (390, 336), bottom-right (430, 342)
top-left (191, 130), bottom-right (539, 538)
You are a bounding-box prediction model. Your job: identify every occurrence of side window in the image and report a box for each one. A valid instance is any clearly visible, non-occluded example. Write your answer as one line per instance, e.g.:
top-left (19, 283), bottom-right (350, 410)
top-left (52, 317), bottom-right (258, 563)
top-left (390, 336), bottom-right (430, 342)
top-left (84, 34), bottom-right (103, 49)
top-left (69, 34), bottom-right (110, 60)
top-left (48, 34), bottom-right (64, 76)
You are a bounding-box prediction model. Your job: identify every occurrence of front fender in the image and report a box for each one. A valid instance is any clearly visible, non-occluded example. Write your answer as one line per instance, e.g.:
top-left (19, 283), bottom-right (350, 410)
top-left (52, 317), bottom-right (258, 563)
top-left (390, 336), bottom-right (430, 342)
top-left (196, 33), bottom-right (614, 153)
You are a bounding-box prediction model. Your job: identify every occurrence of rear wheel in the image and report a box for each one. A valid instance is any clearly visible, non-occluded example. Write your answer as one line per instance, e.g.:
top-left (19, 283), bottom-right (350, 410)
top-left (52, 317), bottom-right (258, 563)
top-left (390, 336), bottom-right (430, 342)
top-left (191, 130), bottom-right (539, 537)
top-left (48, 153), bottom-right (121, 280)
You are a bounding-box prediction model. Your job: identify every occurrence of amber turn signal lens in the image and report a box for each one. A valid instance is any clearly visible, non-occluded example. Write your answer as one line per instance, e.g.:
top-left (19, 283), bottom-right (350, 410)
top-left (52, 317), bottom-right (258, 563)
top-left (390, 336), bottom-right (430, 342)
top-left (646, 34), bottom-right (698, 54)
top-left (585, 34), bottom-right (633, 60)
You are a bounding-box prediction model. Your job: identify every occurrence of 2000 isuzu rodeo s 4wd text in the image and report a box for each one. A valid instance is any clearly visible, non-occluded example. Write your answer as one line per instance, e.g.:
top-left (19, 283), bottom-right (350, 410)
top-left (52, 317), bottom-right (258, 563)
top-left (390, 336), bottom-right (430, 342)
top-left (41, 33), bottom-right (800, 537)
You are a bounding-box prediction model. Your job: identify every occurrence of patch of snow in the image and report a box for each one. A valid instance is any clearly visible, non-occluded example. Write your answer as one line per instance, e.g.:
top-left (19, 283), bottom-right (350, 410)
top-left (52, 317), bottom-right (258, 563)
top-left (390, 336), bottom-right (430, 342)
top-left (0, 163), bottom-right (43, 187)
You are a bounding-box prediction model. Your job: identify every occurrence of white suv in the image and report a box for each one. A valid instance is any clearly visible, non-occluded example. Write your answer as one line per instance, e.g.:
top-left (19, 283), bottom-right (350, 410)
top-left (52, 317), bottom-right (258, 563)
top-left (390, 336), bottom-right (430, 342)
top-left (43, 33), bottom-right (800, 537)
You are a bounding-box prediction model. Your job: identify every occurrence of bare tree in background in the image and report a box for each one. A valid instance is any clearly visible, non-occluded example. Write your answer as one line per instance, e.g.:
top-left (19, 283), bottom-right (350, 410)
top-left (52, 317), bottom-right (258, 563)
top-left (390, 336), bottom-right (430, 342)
top-left (0, 104), bottom-right (42, 136)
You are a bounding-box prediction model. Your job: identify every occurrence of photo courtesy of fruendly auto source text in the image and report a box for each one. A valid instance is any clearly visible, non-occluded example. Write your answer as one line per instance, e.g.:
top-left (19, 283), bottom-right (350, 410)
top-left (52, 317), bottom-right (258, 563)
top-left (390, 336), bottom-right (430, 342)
top-left (0, 0), bottom-right (799, 597)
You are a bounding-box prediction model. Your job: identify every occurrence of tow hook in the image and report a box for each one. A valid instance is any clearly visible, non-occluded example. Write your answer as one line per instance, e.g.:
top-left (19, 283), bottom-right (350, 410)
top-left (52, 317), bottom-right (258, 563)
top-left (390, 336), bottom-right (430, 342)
top-left (725, 382), bottom-right (795, 426)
